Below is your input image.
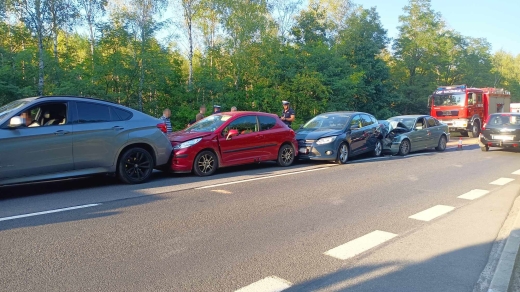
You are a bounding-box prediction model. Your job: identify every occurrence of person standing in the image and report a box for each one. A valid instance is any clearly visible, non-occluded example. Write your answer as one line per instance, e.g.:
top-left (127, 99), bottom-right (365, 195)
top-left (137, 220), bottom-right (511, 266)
top-left (160, 108), bottom-right (172, 133)
top-left (231, 106), bottom-right (237, 112)
top-left (212, 105), bottom-right (221, 114)
top-left (196, 105), bottom-right (206, 121)
top-left (280, 100), bottom-right (295, 127)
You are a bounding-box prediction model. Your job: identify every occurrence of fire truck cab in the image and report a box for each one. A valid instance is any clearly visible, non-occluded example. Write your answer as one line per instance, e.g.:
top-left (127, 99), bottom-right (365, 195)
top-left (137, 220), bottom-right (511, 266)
top-left (429, 85), bottom-right (511, 138)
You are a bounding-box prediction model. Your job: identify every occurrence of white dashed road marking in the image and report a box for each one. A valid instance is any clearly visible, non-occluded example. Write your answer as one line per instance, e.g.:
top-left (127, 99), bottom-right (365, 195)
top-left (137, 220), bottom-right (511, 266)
top-left (458, 189), bottom-right (490, 200)
top-left (196, 167), bottom-right (331, 189)
top-left (324, 230), bottom-right (398, 260)
top-left (489, 178), bottom-right (515, 186)
top-left (235, 276), bottom-right (292, 292)
top-left (0, 204), bottom-right (100, 222)
top-left (408, 205), bottom-right (455, 222)
top-left (211, 190), bottom-right (232, 194)
top-left (512, 169), bottom-right (520, 175)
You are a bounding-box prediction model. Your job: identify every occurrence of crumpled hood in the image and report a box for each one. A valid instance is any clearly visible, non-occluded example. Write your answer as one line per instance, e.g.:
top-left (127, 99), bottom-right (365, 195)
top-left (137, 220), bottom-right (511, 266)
top-left (167, 131), bottom-right (212, 143)
top-left (296, 128), bottom-right (343, 140)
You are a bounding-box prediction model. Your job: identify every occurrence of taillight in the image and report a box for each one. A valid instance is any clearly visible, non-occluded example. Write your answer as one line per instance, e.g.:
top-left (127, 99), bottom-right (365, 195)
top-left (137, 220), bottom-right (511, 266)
top-left (157, 123), bottom-right (167, 133)
top-left (482, 123), bottom-right (486, 130)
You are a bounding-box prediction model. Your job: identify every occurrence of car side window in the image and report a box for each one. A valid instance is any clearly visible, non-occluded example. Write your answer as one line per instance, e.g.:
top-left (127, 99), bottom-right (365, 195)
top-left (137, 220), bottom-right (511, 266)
top-left (111, 107), bottom-right (133, 121)
top-left (17, 102), bottom-right (68, 128)
top-left (77, 102), bottom-right (114, 123)
top-left (223, 116), bottom-right (258, 136)
top-left (426, 117), bottom-right (436, 128)
top-left (415, 118), bottom-right (426, 130)
top-left (350, 115), bottom-right (362, 129)
top-left (258, 116), bottom-right (276, 131)
top-left (360, 114), bottom-right (374, 127)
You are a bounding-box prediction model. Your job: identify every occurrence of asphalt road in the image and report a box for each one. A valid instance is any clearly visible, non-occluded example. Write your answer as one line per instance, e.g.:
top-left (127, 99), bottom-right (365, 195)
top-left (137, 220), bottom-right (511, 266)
top-left (1, 137), bottom-right (520, 292)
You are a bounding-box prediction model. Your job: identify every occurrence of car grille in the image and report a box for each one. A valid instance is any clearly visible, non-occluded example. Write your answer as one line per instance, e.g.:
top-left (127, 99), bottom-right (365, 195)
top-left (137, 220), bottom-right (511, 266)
top-left (298, 139), bottom-right (315, 146)
top-left (436, 110), bottom-right (459, 117)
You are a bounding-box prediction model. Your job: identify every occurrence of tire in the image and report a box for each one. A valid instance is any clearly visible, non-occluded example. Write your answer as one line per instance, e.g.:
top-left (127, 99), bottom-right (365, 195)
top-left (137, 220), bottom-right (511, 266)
top-left (460, 131), bottom-right (469, 137)
top-left (435, 135), bottom-right (447, 151)
top-left (398, 139), bottom-right (411, 156)
top-left (468, 121), bottom-right (480, 138)
top-left (335, 143), bottom-right (349, 164)
top-left (193, 150), bottom-right (218, 176)
top-left (481, 146), bottom-right (489, 152)
top-left (277, 144), bottom-right (295, 166)
top-left (118, 147), bottom-right (154, 184)
top-left (372, 139), bottom-right (382, 157)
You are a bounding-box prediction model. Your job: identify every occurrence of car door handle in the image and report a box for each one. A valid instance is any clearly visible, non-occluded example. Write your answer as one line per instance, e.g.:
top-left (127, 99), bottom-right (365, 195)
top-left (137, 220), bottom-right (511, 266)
top-left (112, 126), bottom-right (124, 131)
top-left (54, 130), bottom-right (69, 136)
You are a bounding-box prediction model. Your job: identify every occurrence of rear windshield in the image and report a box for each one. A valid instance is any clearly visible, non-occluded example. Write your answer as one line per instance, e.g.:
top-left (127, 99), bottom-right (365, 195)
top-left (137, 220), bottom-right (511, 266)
top-left (486, 114), bottom-right (520, 127)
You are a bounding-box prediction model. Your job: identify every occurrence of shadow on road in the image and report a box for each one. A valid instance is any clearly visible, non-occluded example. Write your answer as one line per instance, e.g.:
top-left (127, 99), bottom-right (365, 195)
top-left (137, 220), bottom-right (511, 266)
top-left (281, 236), bottom-right (514, 292)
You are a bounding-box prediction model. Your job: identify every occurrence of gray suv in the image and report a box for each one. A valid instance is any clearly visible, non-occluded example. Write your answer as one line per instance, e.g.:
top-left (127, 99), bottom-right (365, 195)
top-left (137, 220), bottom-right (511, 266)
top-left (0, 96), bottom-right (173, 185)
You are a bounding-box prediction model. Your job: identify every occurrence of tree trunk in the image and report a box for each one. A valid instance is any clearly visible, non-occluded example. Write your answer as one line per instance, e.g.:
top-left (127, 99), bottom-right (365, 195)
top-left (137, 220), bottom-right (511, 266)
top-left (138, 29), bottom-right (145, 112)
top-left (36, 1), bottom-right (45, 95)
top-left (187, 16), bottom-right (193, 90)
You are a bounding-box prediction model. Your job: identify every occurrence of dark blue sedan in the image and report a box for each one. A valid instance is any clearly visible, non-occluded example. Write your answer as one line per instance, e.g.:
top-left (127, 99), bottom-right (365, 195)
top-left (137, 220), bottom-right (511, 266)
top-left (296, 111), bottom-right (385, 164)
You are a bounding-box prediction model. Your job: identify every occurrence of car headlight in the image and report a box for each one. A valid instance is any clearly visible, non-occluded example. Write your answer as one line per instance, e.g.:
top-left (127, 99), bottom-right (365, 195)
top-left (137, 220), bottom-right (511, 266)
top-left (316, 136), bottom-right (337, 145)
top-left (174, 138), bottom-right (202, 150)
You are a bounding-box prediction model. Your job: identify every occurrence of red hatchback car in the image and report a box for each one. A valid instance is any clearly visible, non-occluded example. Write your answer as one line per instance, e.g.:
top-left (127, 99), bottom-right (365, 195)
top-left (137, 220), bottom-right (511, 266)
top-left (167, 111), bottom-right (298, 176)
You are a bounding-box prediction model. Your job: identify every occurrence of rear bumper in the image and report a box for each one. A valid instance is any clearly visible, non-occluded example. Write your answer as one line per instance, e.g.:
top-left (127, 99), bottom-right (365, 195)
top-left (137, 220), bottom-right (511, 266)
top-left (479, 136), bottom-right (520, 148)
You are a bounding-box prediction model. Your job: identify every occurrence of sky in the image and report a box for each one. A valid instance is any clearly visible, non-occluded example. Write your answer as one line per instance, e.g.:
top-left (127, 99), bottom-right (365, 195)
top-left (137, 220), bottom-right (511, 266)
top-left (354, 0), bottom-right (520, 55)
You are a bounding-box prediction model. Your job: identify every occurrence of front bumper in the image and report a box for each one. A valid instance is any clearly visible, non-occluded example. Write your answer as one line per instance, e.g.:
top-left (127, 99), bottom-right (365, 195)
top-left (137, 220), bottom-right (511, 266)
top-left (297, 141), bottom-right (338, 161)
top-left (170, 149), bottom-right (194, 173)
top-left (440, 119), bottom-right (469, 132)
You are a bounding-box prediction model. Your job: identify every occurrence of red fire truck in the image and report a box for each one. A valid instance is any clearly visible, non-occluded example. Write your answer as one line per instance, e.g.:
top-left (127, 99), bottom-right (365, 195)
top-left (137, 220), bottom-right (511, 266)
top-left (429, 85), bottom-right (511, 137)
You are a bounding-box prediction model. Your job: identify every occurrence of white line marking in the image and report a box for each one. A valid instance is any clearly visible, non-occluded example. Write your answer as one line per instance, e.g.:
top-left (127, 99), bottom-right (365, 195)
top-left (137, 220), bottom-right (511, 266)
top-left (458, 189), bottom-right (490, 200)
top-left (354, 156), bottom-right (389, 163)
top-left (196, 167), bottom-right (330, 189)
top-left (211, 189), bottom-right (232, 194)
top-left (408, 205), bottom-right (455, 221)
top-left (489, 178), bottom-right (515, 186)
top-left (0, 204), bottom-right (100, 222)
top-left (324, 230), bottom-right (397, 260)
top-left (512, 169), bottom-right (520, 175)
top-left (406, 153), bottom-right (433, 158)
top-left (235, 276), bottom-right (292, 292)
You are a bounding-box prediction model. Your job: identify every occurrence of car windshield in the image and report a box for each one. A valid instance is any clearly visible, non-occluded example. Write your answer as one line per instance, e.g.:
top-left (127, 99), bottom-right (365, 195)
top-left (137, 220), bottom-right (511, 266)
top-left (185, 114), bottom-right (232, 132)
top-left (433, 94), bottom-right (466, 106)
top-left (303, 114), bottom-right (350, 130)
top-left (388, 117), bottom-right (416, 129)
top-left (0, 99), bottom-right (30, 120)
top-left (487, 114), bottom-right (520, 127)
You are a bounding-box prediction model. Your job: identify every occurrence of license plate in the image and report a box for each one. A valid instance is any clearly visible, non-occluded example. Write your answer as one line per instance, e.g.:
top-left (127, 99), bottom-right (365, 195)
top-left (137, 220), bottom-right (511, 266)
top-left (492, 135), bottom-right (514, 141)
top-left (299, 147), bottom-right (308, 154)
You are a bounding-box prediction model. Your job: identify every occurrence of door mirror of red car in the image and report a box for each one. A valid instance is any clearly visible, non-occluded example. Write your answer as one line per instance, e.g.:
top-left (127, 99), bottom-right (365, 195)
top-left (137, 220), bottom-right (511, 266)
top-left (226, 129), bottom-right (239, 140)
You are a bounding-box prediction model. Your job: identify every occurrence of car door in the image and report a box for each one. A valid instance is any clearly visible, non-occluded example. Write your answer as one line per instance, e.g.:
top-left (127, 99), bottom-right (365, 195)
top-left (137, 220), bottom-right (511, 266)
top-left (360, 114), bottom-right (377, 153)
top-left (218, 115), bottom-right (261, 165)
top-left (409, 117), bottom-right (428, 151)
top-left (0, 101), bottom-right (73, 179)
top-left (71, 101), bottom-right (128, 170)
top-left (425, 116), bottom-right (440, 147)
top-left (257, 115), bottom-right (280, 160)
top-left (348, 115), bottom-right (365, 154)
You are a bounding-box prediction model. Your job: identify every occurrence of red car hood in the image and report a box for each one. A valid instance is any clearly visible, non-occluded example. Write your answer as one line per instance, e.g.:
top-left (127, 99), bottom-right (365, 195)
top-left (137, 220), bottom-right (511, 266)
top-left (167, 131), bottom-right (213, 143)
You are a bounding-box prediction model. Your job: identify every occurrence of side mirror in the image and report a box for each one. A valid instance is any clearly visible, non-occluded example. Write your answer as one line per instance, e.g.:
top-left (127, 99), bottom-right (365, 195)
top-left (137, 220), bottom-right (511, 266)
top-left (226, 129), bottom-right (239, 140)
top-left (427, 96), bottom-right (432, 107)
top-left (8, 116), bottom-right (24, 128)
top-left (350, 124), bottom-right (359, 130)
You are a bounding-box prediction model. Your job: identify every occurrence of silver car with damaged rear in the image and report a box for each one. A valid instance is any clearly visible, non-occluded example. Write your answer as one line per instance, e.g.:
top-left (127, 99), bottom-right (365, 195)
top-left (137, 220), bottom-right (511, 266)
top-left (381, 115), bottom-right (450, 155)
top-left (0, 96), bottom-right (173, 186)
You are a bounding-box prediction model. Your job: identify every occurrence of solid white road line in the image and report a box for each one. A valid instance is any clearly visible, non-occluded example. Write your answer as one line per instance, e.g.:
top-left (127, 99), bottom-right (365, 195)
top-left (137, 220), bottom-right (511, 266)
top-left (406, 153), bottom-right (433, 158)
top-left (324, 230), bottom-right (398, 260)
top-left (490, 178), bottom-right (515, 186)
top-left (408, 205), bottom-right (455, 222)
top-left (512, 169), bottom-right (520, 175)
top-left (196, 167), bottom-right (331, 189)
top-left (458, 189), bottom-right (490, 200)
top-left (235, 276), bottom-right (292, 292)
top-left (0, 204), bottom-right (100, 222)
top-left (354, 156), bottom-right (389, 163)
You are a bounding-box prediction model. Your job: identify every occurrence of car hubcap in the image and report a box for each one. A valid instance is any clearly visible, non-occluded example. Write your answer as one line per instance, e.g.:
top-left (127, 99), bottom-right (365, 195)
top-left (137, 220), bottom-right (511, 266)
top-left (125, 151), bottom-right (151, 180)
top-left (375, 142), bottom-right (382, 155)
top-left (198, 154), bottom-right (215, 173)
top-left (401, 141), bottom-right (409, 154)
top-left (281, 147), bottom-right (293, 164)
top-left (441, 138), bottom-right (446, 149)
top-left (340, 145), bottom-right (348, 162)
